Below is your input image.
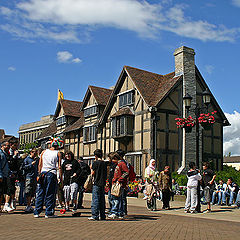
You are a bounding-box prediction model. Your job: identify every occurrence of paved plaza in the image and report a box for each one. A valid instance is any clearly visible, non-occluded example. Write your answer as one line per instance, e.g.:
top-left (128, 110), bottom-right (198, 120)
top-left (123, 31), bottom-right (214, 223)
top-left (1, 195), bottom-right (240, 240)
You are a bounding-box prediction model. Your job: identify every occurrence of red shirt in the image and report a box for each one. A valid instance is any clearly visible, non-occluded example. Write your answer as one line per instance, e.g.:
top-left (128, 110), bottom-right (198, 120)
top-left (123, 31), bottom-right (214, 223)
top-left (112, 160), bottom-right (129, 188)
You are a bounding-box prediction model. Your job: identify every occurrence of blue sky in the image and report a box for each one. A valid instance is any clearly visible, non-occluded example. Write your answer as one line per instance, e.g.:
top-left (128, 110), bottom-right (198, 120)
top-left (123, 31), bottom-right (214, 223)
top-left (1, 0), bottom-right (240, 154)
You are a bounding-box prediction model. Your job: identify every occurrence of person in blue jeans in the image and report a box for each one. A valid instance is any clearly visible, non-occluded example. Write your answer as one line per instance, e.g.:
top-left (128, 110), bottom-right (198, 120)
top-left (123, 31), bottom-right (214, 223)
top-left (34, 138), bottom-right (62, 218)
top-left (222, 178), bottom-right (238, 206)
top-left (211, 179), bottom-right (227, 205)
top-left (88, 149), bottom-right (107, 221)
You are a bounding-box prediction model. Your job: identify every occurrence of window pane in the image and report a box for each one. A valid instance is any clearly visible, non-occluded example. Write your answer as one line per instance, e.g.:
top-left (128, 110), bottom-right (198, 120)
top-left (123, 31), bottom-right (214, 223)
top-left (120, 117), bottom-right (125, 135)
top-left (112, 118), bottom-right (116, 136)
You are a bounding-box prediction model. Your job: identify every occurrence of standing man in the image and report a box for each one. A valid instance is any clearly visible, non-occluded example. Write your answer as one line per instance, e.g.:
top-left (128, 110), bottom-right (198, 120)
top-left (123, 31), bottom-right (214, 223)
top-left (22, 149), bottom-right (38, 213)
top-left (77, 157), bottom-right (90, 209)
top-left (88, 149), bottom-right (107, 221)
top-left (0, 141), bottom-right (13, 212)
top-left (8, 140), bottom-right (20, 210)
top-left (33, 138), bottom-right (62, 218)
top-left (159, 166), bottom-right (172, 210)
top-left (202, 162), bottom-right (216, 213)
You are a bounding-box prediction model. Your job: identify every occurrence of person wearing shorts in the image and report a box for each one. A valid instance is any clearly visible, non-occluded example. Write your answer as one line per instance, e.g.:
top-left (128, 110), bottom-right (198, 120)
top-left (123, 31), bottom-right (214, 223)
top-left (23, 149), bottom-right (38, 213)
top-left (202, 162), bottom-right (216, 213)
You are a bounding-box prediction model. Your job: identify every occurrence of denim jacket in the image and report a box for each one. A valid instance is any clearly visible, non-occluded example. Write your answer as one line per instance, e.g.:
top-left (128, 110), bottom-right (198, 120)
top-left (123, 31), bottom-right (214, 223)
top-left (0, 149), bottom-right (10, 178)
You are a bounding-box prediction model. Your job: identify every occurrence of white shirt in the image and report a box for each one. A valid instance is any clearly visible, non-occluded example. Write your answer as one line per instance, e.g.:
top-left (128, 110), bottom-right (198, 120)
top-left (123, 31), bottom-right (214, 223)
top-left (41, 149), bottom-right (59, 175)
top-left (187, 171), bottom-right (202, 187)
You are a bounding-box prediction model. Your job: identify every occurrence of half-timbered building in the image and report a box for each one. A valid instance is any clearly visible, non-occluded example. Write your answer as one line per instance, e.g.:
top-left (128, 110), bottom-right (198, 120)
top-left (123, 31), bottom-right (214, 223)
top-left (37, 46), bottom-right (229, 175)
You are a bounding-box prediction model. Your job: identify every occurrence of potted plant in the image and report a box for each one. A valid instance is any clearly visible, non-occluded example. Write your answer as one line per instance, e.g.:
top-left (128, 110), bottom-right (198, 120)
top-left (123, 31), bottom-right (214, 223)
top-left (198, 111), bottom-right (217, 130)
top-left (175, 116), bottom-right (195, 133)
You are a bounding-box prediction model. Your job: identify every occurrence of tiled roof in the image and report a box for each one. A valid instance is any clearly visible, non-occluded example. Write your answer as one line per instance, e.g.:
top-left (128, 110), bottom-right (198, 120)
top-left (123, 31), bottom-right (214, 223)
top-left (63, 112), bottom-right (84, 133)
top-left (61, 100), bottom-right (82, 117)
top-left (89, 86), bottom-right (113, 106)
top-left (0, 136), bottom-right (18, 144)
top-left (0, 129), bottom-right (5, 139)
top-left (124, 66), bottom-right (181, 106)
top-left (111, 107), bottom-right (134, 118)
top-left (224, 156), bottom-right (240, 163)
top-left (37, 121), bottom-right (57, 140)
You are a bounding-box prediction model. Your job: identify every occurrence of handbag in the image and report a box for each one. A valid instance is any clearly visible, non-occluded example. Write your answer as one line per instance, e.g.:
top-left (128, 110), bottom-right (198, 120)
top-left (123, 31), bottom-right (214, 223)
top-left (84, 174), bottom-right (93, 191)
top-left (111, 181), bottom-right (122, 197)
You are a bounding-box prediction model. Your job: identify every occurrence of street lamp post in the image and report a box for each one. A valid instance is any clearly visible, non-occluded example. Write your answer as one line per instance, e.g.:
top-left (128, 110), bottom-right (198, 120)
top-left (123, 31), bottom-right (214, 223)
top-left (183, 89), bottom-right (211, 168)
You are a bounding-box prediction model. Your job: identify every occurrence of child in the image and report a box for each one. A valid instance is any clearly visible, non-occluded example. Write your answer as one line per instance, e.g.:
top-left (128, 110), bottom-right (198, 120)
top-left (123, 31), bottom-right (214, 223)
top-left (62, 151), bottom-right (81, 212)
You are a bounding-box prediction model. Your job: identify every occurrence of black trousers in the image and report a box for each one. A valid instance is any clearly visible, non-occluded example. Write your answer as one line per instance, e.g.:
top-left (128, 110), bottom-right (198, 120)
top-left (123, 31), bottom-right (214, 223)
top-left (162, 189), bottom-right (171, 208)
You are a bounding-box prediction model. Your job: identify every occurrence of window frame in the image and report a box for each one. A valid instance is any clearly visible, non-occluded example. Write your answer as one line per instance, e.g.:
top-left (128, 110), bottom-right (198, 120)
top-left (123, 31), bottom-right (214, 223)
top-left (56, 115), bottom-right (66, 126)
top-left (118, 90), bottom-right (134, 108)
top-left (83, 125), bottom-right (97, 143)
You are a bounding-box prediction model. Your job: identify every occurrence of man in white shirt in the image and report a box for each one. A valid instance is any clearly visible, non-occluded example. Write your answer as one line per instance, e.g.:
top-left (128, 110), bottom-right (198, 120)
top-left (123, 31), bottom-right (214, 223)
top-left (33, 138), bottom-right (62, 218)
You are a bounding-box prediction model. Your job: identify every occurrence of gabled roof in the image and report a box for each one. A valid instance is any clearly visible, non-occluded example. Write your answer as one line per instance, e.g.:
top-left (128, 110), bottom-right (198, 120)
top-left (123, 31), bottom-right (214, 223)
top-left (111, 107), bottom-right (134, 118)
top-left (125, 66), bottom-right (181, 107)
top-left (55, 99), bottom-right (82, 118)
top-left (100, 66), bottom-right (182, 124)
top-left (195, 67), bottom-right (230, 126)
top-left (89, 86), bottom-right (113, 106)
top-left (81, 86), bottom-right (113, 110)
top-left (37, 121), bottom-right (57, 140)
top-left (63, 112), bottom-right (84, 133)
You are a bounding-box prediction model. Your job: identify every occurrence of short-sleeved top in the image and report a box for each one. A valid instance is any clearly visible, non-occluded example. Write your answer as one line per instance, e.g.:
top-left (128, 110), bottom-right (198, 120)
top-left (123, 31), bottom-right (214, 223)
top-left (202, 168), bottom-right (215, 188)
top-left (92, 160), bottom-right (107, 187)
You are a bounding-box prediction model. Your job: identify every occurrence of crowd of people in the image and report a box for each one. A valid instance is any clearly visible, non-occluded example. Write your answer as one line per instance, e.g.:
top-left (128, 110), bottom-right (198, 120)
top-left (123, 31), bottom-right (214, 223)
top-left (0, 138), bottom-right (239, 220)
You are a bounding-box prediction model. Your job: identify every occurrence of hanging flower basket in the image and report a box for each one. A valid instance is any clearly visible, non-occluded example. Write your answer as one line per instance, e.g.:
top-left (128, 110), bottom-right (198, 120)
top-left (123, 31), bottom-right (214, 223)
top-left (198, 111), bottom-right (217, 130)
top-left (183, 126), bottom-right (193, 133)
top-left (175, 116), bottom-right (195, 131)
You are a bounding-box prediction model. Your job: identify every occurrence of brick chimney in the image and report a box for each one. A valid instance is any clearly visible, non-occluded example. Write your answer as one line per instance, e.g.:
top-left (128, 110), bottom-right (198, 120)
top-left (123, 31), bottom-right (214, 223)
top-left (174, 46), bottom-right (199, 172)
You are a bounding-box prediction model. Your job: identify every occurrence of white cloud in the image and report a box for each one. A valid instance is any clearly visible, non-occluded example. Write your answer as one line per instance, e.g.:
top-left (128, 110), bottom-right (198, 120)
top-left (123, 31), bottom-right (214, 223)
top-left (0, 1), bottom-right (239, 43)
top-left (8, 66), bottom-right (16, 71)
top-left (72, 58), bottom-right (82, 63)
top-left (232, 0), bottom-right (240, 7)
top-left (57, 51), bottom-right (82, 64)
top-left (223, 111), bottom-right (240, 156)
top-left (205, 65), bottom-right (214, 75)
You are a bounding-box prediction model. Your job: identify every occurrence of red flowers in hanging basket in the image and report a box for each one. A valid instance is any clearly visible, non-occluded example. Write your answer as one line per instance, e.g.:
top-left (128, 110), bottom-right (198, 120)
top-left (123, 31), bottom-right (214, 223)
top-left (198, 111), bottom-right (217, 124)
top-left (175, 116), bottom-right (196, 128)
top-left (175, 111), bottom-right (217, 131)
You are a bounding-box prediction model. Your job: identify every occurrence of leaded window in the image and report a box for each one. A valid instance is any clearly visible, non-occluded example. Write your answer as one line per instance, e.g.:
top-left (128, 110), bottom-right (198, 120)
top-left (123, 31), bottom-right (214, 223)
top-left (56, 116), bottom-right (66, 126)
top-left (112, 116), bottom-right (134, 137)
top-left (84, 105), bottom-right (98, 118)
top-left (119, 91), bottom-right (134, 108)
top-left (83, 125), bottom-right (96, 142)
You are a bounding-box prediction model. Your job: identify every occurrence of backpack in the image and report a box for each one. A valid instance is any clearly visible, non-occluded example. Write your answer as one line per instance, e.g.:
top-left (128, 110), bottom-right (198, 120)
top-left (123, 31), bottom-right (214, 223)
top-left (127, 163), bottom-right (136, 182)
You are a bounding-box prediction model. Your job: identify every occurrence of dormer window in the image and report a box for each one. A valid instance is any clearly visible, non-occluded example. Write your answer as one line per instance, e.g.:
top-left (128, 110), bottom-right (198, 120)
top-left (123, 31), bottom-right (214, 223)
top-left (56, 116), bottom-right (66, 126)
top-left (119, 90), bottom-right (134, 108)
top-left (84, 105), bottom-right (98, 118)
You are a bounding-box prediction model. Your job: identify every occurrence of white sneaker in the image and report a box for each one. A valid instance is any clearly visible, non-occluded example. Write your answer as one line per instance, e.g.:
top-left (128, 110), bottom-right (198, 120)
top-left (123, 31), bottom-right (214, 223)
top-left (45, 215), bottom-right (58, 218)
top-left (3, 204), bottom-right (14, 212)
top-left (108, 213), bottom-right (118, 219)
top-left (34, 214), bottom-right (40, 218)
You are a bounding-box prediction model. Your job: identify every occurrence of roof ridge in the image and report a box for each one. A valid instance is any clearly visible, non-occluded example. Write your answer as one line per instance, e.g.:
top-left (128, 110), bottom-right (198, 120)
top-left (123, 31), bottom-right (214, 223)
top-left (61, 99), bottom-right (82, 103)
top-left (89, 85), bottom-right (113, 92)
top-left (124, 65), bottom-right (164, 77)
